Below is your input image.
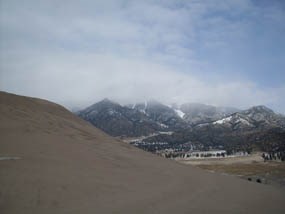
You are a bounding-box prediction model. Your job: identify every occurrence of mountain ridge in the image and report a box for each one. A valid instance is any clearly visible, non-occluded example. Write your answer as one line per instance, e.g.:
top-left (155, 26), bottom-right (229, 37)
top-left (77, 98), bottom-right (285, 154)
top-left (78, 98), bottom-right (284, 135)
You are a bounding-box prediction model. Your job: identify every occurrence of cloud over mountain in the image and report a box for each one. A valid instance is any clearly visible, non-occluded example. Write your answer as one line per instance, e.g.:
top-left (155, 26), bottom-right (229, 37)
top-left (1, 0), bottom-right (284, 113)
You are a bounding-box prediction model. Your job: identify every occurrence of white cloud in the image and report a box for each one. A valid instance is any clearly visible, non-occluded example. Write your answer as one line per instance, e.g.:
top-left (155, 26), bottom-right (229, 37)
top-left (0, 0), bottom-right (284, 113)
top-left (1, 51), bottom-right (283, 113)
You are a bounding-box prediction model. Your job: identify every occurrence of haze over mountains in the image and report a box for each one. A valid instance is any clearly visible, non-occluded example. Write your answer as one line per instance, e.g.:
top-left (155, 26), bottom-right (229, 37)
top-left (77, 99), bottom-right (241, 136)
top-left (180, 103), bottom-right (239, 125)
top-left (1, 91), bottom-right (285, 213)
top-left (78, 98), bottom-right (285, 133)
top-left (78, 99), bottom-right (285, 153)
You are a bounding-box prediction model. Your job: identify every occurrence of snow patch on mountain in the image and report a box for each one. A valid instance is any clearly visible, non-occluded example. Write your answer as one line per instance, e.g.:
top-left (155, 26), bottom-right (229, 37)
top-left (237, 117), bottom-right (251, 125)
top-left (213, 116), bottom-right (232, 124)
top-left (197, 123), bottom-right (209, 127)
top-left (157, 122), bottom-right (168, 128)
top-left (174, 109), bottom-right (185, 119)
top-left (138, 101), bottom-right (147, 114)
top-left (132, 103), bottom-right (136, 109)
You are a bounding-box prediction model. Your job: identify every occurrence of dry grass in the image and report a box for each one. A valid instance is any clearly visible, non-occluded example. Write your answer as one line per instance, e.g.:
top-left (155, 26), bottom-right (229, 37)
top-left (178, 154), bottom-right (285, 188)
top-left (197, 162), bottom-right (285, 177)
top-left (196, 161), bottom-right (285, 188)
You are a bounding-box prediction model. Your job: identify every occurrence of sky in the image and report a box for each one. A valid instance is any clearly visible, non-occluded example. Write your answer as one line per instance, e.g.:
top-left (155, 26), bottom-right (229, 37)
top-left (0, 0), bottom-right (285, 113)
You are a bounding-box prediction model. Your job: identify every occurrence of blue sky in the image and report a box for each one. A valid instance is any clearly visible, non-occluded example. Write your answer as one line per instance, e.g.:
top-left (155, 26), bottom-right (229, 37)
top-left (0, 0), bottom-right (285, 113)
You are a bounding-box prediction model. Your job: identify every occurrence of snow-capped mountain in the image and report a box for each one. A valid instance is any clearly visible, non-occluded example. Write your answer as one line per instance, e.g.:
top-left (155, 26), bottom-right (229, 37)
top-left (78, 99), bottom-right (193, 137)
top-left (77, 99), bottom-right (162, 137)
top-left (189, 106), bottom-right (285, 152)
top-left (77, 99), bottom-right (285, 153)
top-left (130, 100), bottom-right (188, 130)
top-left (137, 104), bottom-right (285, 154)
top-left (208, 105), bottom-right (285, 131)
top-left (180, 103), bottom-right (239, 125)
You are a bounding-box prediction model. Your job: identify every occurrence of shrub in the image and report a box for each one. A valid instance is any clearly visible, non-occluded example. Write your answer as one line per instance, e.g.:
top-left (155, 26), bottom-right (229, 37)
top-left (256, 178), bottom-right (262, 183)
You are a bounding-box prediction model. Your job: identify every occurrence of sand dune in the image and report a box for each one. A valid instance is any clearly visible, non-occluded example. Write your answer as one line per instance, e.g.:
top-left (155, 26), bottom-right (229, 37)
top-left (0, 91), bottom-right (285, 214)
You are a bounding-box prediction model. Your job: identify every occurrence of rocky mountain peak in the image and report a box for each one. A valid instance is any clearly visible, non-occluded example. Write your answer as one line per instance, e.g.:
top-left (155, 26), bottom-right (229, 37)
top-left (246, 105), bottom-right (274, 114)
top-left (96, 98), bottom-right (119, 107)
top-left (101, 98), bottom-right (113, 103)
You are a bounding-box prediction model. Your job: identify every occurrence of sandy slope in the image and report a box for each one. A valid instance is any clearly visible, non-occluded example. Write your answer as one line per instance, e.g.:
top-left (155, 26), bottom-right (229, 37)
top-left (0, 92), bottom-right (285, 214)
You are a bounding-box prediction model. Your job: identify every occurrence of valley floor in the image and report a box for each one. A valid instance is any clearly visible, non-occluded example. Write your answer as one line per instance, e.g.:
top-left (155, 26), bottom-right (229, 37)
top-left (177, 153), bottom-right (285, 188)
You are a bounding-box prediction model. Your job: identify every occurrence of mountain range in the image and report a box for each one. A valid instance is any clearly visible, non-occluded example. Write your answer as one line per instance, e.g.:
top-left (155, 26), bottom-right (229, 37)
top-left (77, 99), bottom-right (160, 136)
top-left (77, 99), bottom-right (188, 137)
top-left (77, 99), bottom-right (285, 153)
top-left (77, 99), bottom-right (239, 136)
